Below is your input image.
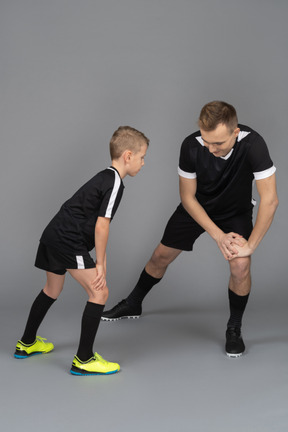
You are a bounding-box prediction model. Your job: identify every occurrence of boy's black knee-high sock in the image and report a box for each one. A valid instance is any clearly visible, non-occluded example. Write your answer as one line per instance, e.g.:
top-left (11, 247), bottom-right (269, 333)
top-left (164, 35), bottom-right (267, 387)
top-left (126, 268), bottom-right (162, 306)
top-left (21, 290), bottom-right (56, 344)
top-left (227, 288), bottom-right (250, 329)
top-left (76, 302), bottom-right (104, 362)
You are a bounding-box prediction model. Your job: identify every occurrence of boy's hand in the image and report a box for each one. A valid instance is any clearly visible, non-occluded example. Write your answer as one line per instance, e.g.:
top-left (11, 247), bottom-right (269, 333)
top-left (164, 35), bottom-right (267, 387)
top-left (216, 232), bottom-right (246, 261)
top-left (92, 264), bottom-right (106, 290)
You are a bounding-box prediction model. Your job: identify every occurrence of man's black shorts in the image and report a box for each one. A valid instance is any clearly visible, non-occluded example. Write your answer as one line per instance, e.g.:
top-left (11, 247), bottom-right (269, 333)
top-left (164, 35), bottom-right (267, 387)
top-left (35, 243), bottom-right (95, 275)
top-left (161, 204), bottom-right (253, 251)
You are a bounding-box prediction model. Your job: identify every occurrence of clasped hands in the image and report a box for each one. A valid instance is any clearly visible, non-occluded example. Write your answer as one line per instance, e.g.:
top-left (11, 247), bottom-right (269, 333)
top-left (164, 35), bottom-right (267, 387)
top-left (217, 232), bottom-right (253, 261)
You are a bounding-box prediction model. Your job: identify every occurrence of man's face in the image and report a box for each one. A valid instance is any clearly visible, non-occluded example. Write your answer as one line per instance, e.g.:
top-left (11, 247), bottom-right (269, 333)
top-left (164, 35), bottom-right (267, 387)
top-left (200, 123), bottom-right (240, 158)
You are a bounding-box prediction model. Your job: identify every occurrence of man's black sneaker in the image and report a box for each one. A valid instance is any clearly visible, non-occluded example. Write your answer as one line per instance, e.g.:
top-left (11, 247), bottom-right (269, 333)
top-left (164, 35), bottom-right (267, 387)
top-left (225, 327), bottom-right (245, 358)
top-left (101, 299), bottom-right (142, 321)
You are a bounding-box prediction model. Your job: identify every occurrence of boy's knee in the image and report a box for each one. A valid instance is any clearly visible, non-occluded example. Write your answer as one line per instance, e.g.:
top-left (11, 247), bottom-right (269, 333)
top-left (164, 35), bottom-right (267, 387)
top-left (89, 285), bottom-right (109, 304)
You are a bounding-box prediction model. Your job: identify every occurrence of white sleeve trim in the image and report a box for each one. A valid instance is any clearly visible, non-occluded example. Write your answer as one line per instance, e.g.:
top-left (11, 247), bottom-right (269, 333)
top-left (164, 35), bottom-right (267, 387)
top-left (178, 167), bottom-right (197, 179)
top-left (254, 165), bottom-right (276, 180)
top-left (105, 170), bottom-right (121, 218)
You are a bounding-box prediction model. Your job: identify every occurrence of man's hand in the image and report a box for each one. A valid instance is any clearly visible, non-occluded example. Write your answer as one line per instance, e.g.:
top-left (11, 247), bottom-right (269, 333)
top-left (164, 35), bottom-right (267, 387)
top-left (91, 263), bottom-right (106, 291)
top-left (229, 239), bottom-right (254, 259)
top-left (216, 232), bottom-right (246, 260)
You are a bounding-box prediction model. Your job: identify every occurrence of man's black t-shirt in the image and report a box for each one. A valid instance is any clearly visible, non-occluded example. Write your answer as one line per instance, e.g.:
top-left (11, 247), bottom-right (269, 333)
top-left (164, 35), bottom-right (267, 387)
top-left (178, 125), bottom-right (276, 220)
top-left (40, 167), bottom-right (124, 253)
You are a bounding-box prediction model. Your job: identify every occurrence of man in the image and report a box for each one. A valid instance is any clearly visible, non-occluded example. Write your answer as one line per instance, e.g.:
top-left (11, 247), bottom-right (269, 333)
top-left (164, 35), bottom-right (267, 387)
top-left (102, 101), bottom-right (278, 357)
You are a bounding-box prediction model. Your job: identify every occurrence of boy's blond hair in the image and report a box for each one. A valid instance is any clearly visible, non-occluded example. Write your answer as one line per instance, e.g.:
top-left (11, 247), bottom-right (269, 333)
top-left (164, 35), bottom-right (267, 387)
top-left (198, 101), bottom-right (238, 133)
top-left (110, 126), bottom-right (149, 160)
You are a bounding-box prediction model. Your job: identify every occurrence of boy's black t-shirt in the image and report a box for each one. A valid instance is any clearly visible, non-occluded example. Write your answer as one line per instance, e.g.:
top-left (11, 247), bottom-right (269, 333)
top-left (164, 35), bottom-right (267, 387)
top-left (178, 124), bottom-right (276, 220)
top-left (40, 167), bottom-right (124, 253)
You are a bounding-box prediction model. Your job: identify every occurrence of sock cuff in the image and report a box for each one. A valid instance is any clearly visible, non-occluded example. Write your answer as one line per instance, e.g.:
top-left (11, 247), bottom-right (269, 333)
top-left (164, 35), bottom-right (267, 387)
top-left (141, 268), bottom-right (162, 285)
top-left (84, 302), bottom-right (105, 317)
top-left (40, 289), bottom-right (57, 305)
top-left (228, 288), bottom-right (250, 309)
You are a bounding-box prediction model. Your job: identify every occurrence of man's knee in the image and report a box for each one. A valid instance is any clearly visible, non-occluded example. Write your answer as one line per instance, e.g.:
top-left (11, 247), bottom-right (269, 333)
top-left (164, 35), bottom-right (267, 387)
top-left (149, 244), bottom-right (180, 269)
top-left (230, 257), bottom-right (251, 282)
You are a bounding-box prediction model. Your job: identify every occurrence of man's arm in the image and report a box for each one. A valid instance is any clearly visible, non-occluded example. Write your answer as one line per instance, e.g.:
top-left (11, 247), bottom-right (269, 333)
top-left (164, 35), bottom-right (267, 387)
top-left (93, 216), bottom-right (110, 290)
top-left (232, 173), bottom-right (279, 258)
top-left (179, 176), bottom-right (244, 260)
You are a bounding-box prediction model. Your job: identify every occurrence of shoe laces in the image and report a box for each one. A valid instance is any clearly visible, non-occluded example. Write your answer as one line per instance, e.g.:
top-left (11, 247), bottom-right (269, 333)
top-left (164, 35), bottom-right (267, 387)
top-left (36, 336), bottom-right (48, 343)
top-left (113, 299), bottom-right (127, 310)
top-left (94, 353), bottom-right (108, 364)
top-left (227, 327), bottom-right (241, 338)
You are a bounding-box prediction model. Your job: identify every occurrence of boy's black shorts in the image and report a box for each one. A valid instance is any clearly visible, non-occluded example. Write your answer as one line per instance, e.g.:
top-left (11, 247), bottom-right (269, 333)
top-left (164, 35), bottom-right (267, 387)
top-left (161, 204), bottom-right (253, 251)
top-left (35, 243), bottom-right (95, 275)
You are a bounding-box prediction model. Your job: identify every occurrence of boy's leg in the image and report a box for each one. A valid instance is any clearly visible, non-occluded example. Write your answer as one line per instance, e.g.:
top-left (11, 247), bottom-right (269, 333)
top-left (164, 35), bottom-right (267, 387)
top-left (68, 268), bottom-right (119, 375)
top-left (102, 244), bottom-right (182, 320)
top-left (225, 257), bottom-right (251, 357)
top-left (15, 272), bottom-right (65, 358)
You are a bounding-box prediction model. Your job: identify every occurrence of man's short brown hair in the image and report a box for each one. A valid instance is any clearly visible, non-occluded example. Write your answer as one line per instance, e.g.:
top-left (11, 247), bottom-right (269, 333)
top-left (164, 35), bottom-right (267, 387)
top-left (198, 101), bottom-right (238, 133)
top-left (110, 126), bottom-right (149, 160)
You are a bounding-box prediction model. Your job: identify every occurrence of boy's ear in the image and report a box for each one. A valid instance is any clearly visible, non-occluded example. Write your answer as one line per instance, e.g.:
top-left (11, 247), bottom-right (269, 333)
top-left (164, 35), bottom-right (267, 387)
top-left (123, 150), bottom-right (132, 163)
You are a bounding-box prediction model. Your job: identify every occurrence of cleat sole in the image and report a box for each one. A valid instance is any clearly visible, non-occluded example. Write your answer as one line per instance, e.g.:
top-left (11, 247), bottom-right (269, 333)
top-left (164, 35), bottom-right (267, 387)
top-left (226, 352), bottom-right (243, 358)
top-left (14, 350), bottom-right (53, 359)
top-left (101, 316), bottom-right (140, 321)
top-left (70, 366), bottom-right (119, 376)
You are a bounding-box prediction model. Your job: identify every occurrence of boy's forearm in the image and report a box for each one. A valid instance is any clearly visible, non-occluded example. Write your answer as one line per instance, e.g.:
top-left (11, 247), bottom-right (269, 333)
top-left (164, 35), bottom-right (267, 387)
top-left (95, 217), bottom-right (110, 266)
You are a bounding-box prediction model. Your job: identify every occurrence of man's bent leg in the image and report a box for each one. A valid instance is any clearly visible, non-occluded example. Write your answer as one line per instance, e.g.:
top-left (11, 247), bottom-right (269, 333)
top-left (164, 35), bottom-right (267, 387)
top-left (226, 257), bottom-right (251, 357)
top-left (102, 244), bottom-right (182, 320)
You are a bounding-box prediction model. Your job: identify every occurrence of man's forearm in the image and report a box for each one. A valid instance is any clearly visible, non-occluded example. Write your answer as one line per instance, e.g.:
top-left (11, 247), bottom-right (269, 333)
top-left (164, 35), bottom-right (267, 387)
top-left (248, 200), bottom-right (278, 252)
top-left (182, 196), bottom-right (223, 240)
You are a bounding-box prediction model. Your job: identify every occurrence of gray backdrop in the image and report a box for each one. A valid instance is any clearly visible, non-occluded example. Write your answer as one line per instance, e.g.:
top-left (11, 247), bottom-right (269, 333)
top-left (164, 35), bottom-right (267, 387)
top-left (1, 1), bottom-right (288, 431)
top-left (1, 0), bottom-right (286, 310)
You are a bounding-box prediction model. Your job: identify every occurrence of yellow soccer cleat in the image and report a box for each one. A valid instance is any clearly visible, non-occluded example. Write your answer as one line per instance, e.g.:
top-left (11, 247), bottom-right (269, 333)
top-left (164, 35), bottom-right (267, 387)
top-left (14, 336), bottom-right (54, 359)
top-left (70, 353), bottom-right (120, 376)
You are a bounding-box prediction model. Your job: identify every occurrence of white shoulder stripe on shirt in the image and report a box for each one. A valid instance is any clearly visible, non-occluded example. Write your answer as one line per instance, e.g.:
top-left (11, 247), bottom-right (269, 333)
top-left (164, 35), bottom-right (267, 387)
top-left (105, 168), bottom-right (121, 218)
top-left (237, 131), bottom-right (251, 142)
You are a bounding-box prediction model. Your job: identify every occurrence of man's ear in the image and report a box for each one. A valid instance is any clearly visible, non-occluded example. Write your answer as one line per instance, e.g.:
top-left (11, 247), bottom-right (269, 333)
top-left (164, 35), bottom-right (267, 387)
top-left (234, 127), bottom-right (240, 138)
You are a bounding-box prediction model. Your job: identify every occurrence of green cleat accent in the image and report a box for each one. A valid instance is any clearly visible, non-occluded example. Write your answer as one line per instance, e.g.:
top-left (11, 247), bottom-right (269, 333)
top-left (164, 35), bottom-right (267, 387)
top-left (14, 336), bottom-right (54, 359)
top-left (70, 353), bottom-right (120, 376)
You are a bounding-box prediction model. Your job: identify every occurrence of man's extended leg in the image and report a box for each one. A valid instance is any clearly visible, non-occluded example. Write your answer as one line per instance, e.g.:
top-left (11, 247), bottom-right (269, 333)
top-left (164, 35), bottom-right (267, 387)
top-left (102, 244), bottom-right (182, 320)
top-left (225, 257), bottom-right (251, 357)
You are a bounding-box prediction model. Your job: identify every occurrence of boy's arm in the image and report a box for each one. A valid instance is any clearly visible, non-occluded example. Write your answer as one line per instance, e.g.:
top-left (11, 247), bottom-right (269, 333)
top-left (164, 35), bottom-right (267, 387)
top-left (93, 216), bottom-right (110, 290)
top-left (179, 176), bottom-right (244, 260)
top-left (232, 173), bottom-right (278, 258)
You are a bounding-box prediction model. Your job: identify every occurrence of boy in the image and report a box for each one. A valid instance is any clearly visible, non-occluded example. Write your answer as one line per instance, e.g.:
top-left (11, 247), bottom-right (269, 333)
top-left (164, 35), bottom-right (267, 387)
top-left (102, 101), bottom-right (278, 358)
top-left (14, 126), bottom-right (149, 375)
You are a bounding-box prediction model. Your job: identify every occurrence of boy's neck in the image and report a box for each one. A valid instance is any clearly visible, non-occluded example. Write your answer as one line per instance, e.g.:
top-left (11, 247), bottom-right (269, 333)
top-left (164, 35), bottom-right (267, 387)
top-left (111, 160), bottom-right (126, 179)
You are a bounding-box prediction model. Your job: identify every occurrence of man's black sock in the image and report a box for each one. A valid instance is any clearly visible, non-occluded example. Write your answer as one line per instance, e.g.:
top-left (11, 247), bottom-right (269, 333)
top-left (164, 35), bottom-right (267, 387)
top-left (21, 290), bottom-right (56, 344)
top-left (76, 302), bottom-right (104, 362)
top-left (126, 268), bottom-right (162, 307)
top-left (227, 288), bottom-right (250, 329)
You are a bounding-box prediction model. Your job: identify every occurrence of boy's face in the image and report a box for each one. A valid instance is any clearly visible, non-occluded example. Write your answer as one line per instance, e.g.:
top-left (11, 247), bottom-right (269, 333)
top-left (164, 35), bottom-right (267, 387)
top-left (127, 143), bottom-right (148, 177)
top-left (200, 123), bottom-right (240, 158)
